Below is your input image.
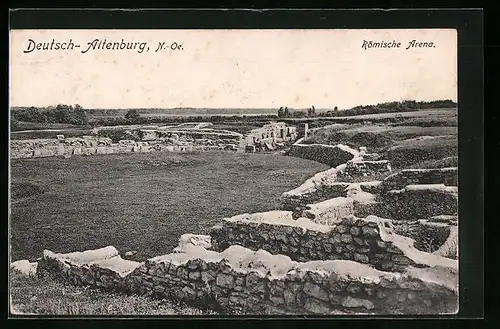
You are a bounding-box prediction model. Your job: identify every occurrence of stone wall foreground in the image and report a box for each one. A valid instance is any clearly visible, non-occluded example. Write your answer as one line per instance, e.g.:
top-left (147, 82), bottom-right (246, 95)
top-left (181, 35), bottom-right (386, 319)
top-left (36, 243), bottom-right (458, 315)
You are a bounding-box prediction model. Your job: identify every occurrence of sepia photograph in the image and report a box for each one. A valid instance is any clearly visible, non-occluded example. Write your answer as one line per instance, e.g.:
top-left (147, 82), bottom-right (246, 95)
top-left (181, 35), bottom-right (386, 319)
top-left (9, 26), bottom-right (461, 316)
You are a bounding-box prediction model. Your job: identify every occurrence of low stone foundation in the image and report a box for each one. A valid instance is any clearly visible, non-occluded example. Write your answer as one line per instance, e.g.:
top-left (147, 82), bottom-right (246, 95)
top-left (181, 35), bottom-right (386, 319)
top-left (281, 167), bottom-right (350, 218)
top-left (10, 129), bottom-right (246, 159)
top-left (299, 183), bottom-right (381, 225)
top-left (303, 197), bottom-right (357, 226)
top-left (36, 243), bottom-right (458, 315)
top-left (280, 166), bottom-right (383, 219)
top-left (353, 200), bottom-right (393, 219)
top-left (37, 247), bottom-right (142, 289)
top-left (341, 160), bottom-right (392, 178)
top-left (381, 184), bottom-right (458, 220)
top-left (210, 212), bottom-right (457, 274)
top-left (381, 168), bottom-right (458, 192)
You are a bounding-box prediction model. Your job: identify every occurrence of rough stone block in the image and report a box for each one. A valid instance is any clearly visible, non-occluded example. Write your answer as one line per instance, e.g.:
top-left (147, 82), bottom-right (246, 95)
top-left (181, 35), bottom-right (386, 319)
top-left (216, 273), bottom-right (234, 288)
top-left (341, 296), bottom-right (375, 310)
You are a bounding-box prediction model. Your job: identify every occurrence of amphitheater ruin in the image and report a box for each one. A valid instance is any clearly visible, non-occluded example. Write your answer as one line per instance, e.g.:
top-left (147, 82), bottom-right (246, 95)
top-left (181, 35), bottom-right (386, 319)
top-left (10, 122), bottom-right (298, 159)
top-left (10, 124), bottom-right (459, 315)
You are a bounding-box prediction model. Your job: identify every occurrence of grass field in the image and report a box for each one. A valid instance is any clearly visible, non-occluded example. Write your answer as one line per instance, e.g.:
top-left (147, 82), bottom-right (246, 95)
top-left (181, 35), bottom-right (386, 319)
top-left (10, 129), bottom-right (94, 140)
top-left (327, 108), bottom-right (456, 121)
top-left (11, 121), bottom-right (90, 131)
top-left (10, 269), bottom-right (215, 315)
top-left (210, 123), bottom-right (263, 134)
top-left (10, 121), bottom-right (94, 140)
top-left (307, 124), bottom-right (457, 150)
top-left (303, 109), bottom-right (458, 169)
top-left (385, 135), bottom-right (458, 168)
top-left (10, 152), bottom-right (329, 262)
top-left (287, 108), bottom-right (456, 123)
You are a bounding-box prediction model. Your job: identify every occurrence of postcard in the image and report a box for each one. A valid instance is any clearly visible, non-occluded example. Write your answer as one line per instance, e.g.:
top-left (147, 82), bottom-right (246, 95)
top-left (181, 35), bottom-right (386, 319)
top-left (9, 18), bottom-right (464, 317)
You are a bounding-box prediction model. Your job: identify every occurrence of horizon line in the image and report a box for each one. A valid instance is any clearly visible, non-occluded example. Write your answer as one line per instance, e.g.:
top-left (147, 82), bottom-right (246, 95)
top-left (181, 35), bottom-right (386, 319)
top-left (10, 99), bottom-right (458, 111)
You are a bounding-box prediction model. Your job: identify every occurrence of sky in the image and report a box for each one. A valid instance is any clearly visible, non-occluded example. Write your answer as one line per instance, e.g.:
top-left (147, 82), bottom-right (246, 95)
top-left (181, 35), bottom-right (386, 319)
top-left (10, 29), bottom-right (457, 109)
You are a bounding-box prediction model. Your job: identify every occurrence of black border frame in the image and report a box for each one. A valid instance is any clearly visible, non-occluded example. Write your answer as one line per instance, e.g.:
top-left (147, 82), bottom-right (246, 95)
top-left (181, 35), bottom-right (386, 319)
top-left (6, 8), bottom-right (484, 323)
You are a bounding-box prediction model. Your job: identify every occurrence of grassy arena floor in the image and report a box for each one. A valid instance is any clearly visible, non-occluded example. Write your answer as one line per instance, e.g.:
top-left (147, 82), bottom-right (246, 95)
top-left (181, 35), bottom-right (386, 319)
top-left (10, 151), bottom-right (329, 262)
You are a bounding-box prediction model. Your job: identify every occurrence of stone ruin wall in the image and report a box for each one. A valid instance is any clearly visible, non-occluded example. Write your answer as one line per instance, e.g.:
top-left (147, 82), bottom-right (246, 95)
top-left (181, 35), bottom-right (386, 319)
top-left (10, 130), bottom-right (245, 160)
top-left (286, 183), bottom-right (457, 227)
top-left (280, 169), bottom-right (383, 221)
top-left (281, 166), bottom-right (458, 224)
top-left (379, 185), bottom-right (458, 220)
top-left (244, 122), bottom-right (298, 152)
top-left (141, 129), bottom-right (245, 150)
top-left (280, 171), bottom-right (351, 218)
top-left (380, 168), bottom-right (458, 192)
top-left (10, 121), bottom-right (300, 159)
top-left (37, 247), bottom-right (134, 292)
top-left (36, 241), bottom-right (458, 315)
top-left (280, 143), bottom-right (458, 257)
top-left (210, 213), bottom-right (419, 272)
top-left (282, 141), bottom-right (394, 219)
top-left (341, 160), bottom-right (392, 179)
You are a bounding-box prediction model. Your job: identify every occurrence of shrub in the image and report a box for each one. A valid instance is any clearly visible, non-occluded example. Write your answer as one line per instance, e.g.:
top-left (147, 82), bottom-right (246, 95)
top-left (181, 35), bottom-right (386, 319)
top-left (124, 109), bottom-right (141, 123)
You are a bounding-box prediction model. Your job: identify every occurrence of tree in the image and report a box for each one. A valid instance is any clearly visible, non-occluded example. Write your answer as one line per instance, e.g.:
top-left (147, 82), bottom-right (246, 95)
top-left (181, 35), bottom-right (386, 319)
top-left (125, 109), bottom-right (141, 122)
top-left (42, 104), bottom-right (88, 125)
top-left (71, 104), bottom-right (89, 125)
top-left (292, 110), bottom-right (307, 117)
top-left (334, 106), bottom-right (338, 112)
top-left (278, 107), bottom-right (284, 117)
top-left (12, 106), bottom-right (46, 123)
top-left (284, 107), bottom-right (290, 117)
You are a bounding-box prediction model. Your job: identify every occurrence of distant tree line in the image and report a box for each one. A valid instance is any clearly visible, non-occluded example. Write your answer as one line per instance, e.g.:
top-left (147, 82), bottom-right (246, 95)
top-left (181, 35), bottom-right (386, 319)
top-left (278, 106), bottom-right (317, 118)
top-left (11, 99), bottom-right (456, 128)
top-left (317, 100), bottom-right (457, 117)
top-left (89, 113), bottom-right (280, 126)
top-left (276, 100), bottom-right (456, 118)
top-left (10, 105), bottom-right (280, 127)
top-left (11, 104), bottom-right (89, 125)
